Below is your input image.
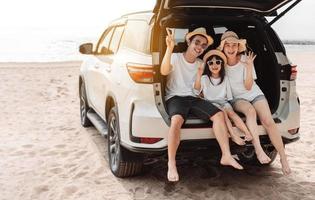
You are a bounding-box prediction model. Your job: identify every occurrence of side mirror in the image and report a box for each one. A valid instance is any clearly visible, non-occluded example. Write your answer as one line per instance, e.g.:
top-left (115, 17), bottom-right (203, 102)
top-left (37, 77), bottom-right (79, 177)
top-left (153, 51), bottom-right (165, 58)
top-left (79, 43), bottom-right (93, 54)
top-left (100, 46), bottom-right (108, 54)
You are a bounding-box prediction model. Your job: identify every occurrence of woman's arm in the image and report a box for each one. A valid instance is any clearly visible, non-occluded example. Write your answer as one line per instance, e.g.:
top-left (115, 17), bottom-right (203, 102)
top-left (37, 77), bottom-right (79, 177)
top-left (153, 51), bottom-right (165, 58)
top-left (242, 52), bottom-right (257, 90)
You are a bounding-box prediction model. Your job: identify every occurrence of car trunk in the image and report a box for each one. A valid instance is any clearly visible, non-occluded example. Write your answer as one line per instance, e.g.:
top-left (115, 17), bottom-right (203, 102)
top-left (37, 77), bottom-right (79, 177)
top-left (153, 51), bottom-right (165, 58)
top-left (154, 0), bottom-right (300, 16)
top-left (151, 9), bottom-right (282, 127)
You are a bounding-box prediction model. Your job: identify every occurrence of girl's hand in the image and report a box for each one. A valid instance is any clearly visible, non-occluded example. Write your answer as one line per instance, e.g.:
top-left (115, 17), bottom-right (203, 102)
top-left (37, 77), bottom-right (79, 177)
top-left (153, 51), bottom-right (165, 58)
top-left (165, 28), bottom-right (175, 49)
top-left (197, 62), bottom-right (205, 77)
top-left (241, 51), bottom-right (257, 68)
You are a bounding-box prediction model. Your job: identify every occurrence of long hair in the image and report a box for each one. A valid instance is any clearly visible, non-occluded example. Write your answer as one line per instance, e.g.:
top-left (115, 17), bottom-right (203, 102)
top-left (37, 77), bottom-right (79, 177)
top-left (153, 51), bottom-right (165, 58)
top-left (203, 55), bottom-right (225, 85)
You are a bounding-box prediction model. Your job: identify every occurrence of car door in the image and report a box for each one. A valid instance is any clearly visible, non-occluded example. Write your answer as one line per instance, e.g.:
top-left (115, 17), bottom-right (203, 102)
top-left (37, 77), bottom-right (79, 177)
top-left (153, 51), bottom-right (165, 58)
top-left (85, 27), bottom-right (114, 113)
top-left (92, 25), bottom-right (125, 117)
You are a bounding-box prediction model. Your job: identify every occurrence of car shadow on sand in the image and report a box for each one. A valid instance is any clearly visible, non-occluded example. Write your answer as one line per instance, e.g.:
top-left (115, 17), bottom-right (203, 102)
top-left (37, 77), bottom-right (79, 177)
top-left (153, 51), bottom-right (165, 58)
top-left (85, 127), bottom-right (311, 200)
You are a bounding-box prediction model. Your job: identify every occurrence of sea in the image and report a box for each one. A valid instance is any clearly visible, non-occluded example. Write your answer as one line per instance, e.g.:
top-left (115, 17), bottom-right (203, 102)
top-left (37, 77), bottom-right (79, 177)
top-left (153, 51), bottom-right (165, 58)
top-left (0, 28), bottom-right (314, 63)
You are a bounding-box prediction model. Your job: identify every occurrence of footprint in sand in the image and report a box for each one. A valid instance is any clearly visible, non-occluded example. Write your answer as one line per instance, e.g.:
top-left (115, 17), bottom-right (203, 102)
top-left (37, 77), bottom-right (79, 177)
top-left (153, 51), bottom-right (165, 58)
top-left (74, 150), bottom-right (87, 158)
top-left (42, 151), bottom-right (58, 156)
top-left (22, 144), bottom-right (33, 148)
top-left (93, 166), bottom-right (106, 175)
top-left (50, 167), bottom-right (63, 174)
top-left (11, 151), bottom-right (25, 156)
top-left (64, 163), bottom-right (76, 169)
top-left (50, 79), bottom-right (62, 84)
top-left (130, 187), bottom-right (148, 200)
top-left (63, 185), bottom-right (78, 197)
top-left (61, 151), bottom-right (72, 157)
top-left (28, 151), bottom-right (36, 157)
top-left (73, 171), bottom-right (88, 179)
top-left (57, 86), bottom-right (69, 97)
top-left (34, 185), bottom-right (49, 195)
top-left (55, 144), bottom-right (66, 149)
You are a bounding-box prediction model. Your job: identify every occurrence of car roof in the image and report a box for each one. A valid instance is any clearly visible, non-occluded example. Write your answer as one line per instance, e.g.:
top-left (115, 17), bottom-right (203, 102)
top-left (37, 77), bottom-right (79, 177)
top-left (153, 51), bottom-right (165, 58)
top-left (109, 11), bottom-right (154, 26)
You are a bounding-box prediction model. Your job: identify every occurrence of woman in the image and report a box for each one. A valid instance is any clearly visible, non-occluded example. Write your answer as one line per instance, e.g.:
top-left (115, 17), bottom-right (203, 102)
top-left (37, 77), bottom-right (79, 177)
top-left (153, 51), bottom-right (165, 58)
top-left (218, 31), bottom-right (291, 175)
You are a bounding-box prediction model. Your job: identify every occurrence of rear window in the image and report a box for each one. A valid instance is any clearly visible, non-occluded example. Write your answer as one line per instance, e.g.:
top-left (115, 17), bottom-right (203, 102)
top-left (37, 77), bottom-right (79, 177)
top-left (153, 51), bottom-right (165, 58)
top-left (120, 20), bottom-right (151, 54)
top-left (168, 28), bottom-right (189, 45)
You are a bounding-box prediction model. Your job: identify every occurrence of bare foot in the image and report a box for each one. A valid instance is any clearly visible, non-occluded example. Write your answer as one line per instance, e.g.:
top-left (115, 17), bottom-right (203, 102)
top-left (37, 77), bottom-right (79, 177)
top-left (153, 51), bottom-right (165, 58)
top-left (256, 150), bottom-right (271, 164)
top-left (280, 156), bottom-right (291, 175)
top-left (167, 162), bottom-right (179, 182)
top-left (220, 155), bottom-right (244, 170)
top-left (244, 132), bottom-right (253, 142)
top-left (231, 133), bottom-right (245, 146)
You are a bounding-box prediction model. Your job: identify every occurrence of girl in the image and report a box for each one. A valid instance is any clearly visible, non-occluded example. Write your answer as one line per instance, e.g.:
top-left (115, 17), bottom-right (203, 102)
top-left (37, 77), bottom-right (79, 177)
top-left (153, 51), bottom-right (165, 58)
top-left (218, 31), bottom-right (291, 175)
top-left (194, 49), bottom-right (253, 146)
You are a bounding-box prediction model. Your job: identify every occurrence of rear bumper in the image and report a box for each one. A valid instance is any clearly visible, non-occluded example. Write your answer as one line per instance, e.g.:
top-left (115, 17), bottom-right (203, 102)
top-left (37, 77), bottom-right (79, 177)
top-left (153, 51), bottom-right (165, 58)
top-left (121, 135), bottom-right (300, 154)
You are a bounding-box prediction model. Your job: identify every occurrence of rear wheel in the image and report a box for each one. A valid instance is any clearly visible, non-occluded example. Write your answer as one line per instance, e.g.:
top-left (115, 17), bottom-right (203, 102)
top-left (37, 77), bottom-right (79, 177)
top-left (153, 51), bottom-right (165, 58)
top-left (80, 82), bottom-right (92, 127)
top-left (237, 145), bottom-right (277, 166)
top-left (107, 106), bottom-right (143, 177)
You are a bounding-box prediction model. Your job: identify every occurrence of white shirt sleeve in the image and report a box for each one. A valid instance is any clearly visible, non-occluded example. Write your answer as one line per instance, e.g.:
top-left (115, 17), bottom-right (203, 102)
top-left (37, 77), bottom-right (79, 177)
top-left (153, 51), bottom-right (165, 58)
top-left (244, 65), bottom-right (257, 80)
top-left (169, 53), bottom-right (177, 73)
top-left (193, 75), bottom-right (205, 95)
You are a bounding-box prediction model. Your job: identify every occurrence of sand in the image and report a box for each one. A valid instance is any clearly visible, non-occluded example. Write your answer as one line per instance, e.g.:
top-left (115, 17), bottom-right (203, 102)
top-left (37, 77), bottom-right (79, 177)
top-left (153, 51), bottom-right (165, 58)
top-left (0, 52), bottom-right (314, 200)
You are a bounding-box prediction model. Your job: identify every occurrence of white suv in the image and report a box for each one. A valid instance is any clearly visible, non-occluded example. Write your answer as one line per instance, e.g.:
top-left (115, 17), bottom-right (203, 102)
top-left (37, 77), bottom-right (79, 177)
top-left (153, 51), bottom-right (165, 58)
top-left (79, 0), bottom-right (301, 177)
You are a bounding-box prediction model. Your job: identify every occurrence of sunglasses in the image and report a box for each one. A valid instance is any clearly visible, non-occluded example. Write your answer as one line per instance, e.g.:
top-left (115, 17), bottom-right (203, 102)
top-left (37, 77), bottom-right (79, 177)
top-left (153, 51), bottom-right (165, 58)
top-left (207, 60), bottom-right (222, 66)
top-left (192, 39), bottom-right (208, 50)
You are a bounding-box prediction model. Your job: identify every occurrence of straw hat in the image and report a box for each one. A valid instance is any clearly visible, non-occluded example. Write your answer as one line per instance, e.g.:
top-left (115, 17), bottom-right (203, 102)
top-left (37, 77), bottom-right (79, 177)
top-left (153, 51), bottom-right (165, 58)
top-left (185, 27), bottom-right (213, 46)
top-left (217, 31), bottom-right (247, 53)
top-left (203, 49), bottom-right (227, 65)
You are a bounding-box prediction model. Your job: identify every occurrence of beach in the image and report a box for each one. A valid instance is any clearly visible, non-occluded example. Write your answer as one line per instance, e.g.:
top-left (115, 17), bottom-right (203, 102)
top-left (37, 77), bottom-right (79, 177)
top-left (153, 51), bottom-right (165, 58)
top-left (0, 50), bottom-right (314, 199)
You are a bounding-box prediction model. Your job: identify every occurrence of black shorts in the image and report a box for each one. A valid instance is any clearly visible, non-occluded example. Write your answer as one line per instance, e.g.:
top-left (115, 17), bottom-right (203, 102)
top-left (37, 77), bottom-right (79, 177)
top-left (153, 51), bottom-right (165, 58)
top-left (166, 96), bottom-right (221, 120)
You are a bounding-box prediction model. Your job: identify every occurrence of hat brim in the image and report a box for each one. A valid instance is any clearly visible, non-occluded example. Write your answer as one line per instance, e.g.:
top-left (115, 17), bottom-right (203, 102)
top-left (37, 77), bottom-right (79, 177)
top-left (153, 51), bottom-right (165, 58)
top-left (217, 38), bottom-right (247, 53)
top-left (203, 50), bottom-right (227, 66)
top-left (185, 32), bottom-right (214, 46)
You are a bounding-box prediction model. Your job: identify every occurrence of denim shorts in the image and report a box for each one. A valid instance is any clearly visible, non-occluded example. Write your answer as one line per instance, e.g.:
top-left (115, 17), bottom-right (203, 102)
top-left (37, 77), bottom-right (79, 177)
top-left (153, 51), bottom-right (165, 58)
top-left (230, 95), bottom-right (266, 106)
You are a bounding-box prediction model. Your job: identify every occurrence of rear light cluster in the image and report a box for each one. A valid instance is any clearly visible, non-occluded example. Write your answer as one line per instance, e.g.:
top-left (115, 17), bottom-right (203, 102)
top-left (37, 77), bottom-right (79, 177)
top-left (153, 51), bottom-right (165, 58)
top-left (288, 128), bottom-right (299, 135)
top-left (127, 63), bottom-right (155, 84)
top-left (139, 137), bottom-right (163, 144)
top-left (290, 65), bottom-right (297, 81)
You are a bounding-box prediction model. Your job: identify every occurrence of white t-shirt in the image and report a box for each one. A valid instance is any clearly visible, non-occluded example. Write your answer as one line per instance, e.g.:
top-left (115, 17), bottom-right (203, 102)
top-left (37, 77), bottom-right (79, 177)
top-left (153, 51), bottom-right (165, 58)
top-left (194, 75), bottom-right (233, 108)
top-left (225, 55), bottom-right (264, 101)
top-left (165, 53), bottom-right (203, 100)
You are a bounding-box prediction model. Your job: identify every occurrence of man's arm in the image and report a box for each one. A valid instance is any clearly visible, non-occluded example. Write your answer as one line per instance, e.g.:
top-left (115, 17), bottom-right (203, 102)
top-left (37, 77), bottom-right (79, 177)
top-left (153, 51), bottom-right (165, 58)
top-left (160, 28), bottom-right (175, 76)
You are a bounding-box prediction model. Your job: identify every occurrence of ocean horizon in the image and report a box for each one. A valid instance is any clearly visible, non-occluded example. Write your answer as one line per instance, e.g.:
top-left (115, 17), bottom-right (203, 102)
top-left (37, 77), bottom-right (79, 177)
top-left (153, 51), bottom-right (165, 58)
top-left (0, 28), bottom-right (314, 63)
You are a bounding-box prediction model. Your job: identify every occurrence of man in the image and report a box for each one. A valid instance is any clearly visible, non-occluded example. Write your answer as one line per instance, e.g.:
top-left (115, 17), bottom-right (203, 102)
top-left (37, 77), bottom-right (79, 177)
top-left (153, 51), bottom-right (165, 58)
top-left (161, 27), bottom-right (243, 182)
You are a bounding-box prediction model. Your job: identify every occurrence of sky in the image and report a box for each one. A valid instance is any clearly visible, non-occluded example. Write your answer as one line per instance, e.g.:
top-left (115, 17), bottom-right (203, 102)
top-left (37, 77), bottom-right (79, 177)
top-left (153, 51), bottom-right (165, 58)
top-left (0, 0), bottom-right (314, 40)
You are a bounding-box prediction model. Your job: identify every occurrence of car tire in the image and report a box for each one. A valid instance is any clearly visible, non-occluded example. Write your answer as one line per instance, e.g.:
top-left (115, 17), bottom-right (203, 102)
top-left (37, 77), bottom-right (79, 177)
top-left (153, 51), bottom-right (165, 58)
top-left (107, 106), bottom-right (143, 177)
top-left (80, 82), bottom-right (92, 127)
top-left (237, 145), bottom-right (278, 166)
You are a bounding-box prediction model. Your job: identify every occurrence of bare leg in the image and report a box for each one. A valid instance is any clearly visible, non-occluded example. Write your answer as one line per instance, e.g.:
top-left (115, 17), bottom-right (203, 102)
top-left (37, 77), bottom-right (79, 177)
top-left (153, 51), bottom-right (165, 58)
top-left (225, 108), bottom-right (253, 141)
top-left (233, 100), bottom-right (271, 164)
top-left (167, 115), bottom-right (184, 182)
top-left (210, 111), bottom-right (243, 170)
top-left (253, 99), bottom-right (291, 175)
top-left (222, 109), bottom-right (245, 145)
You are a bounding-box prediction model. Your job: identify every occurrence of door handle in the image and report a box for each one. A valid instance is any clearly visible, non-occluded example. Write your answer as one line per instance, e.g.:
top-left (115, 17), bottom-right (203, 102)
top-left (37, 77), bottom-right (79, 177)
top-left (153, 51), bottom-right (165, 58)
top-left (105, 66), bottom-right (111, 72)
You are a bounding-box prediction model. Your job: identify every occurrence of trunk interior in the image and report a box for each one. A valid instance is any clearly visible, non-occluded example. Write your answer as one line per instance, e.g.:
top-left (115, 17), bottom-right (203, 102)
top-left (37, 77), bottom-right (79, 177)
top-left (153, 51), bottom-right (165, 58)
top-left (153, 9), bottom-right (281, 126)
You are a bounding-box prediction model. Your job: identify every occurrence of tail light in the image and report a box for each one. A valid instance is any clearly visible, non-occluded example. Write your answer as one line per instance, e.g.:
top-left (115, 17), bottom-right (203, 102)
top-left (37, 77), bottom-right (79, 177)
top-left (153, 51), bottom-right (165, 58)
top-left (288, 128), bottom-right (299, 135)
top-left (127, 63), bottom-right (155, 84)
top-left (140, 137), bottom-right (163, 144)
top-left (290, 65), bottom-right (297, 81)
